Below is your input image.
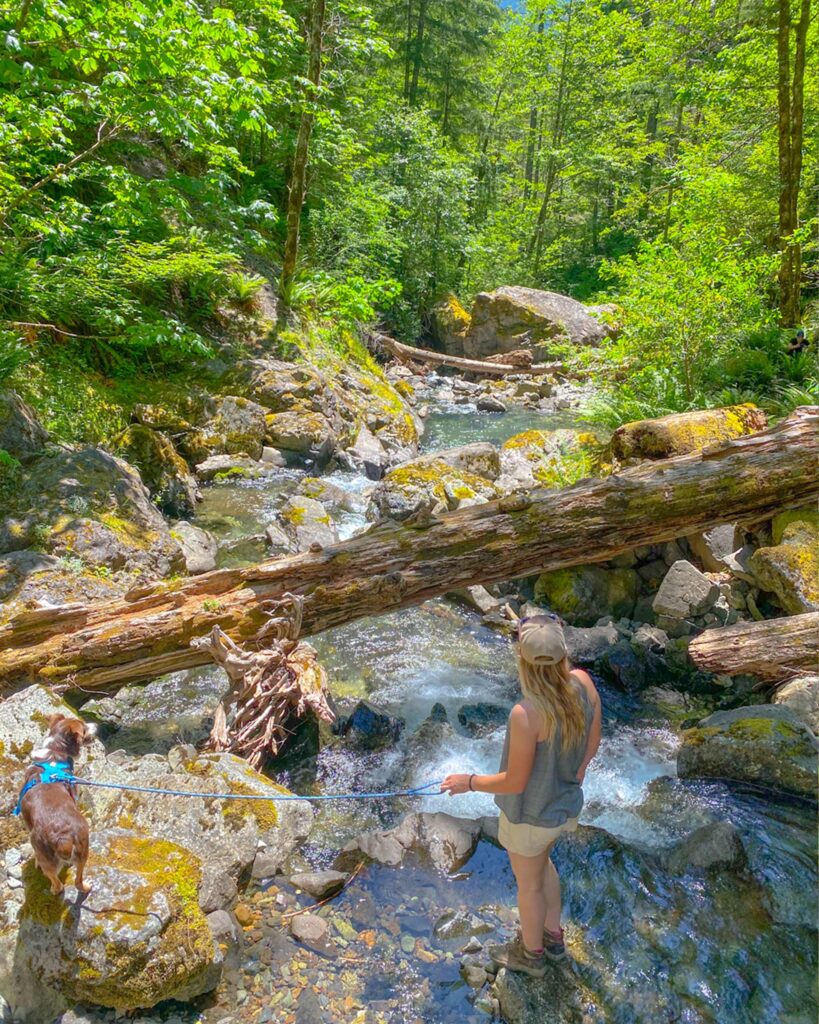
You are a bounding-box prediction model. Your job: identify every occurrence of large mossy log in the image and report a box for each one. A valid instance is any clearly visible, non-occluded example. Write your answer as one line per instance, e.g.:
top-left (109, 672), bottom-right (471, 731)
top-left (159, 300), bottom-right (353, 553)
top-left (1, 408), bottom-right (817, 693)
top-left (687, 612), bottom-right (819, 683)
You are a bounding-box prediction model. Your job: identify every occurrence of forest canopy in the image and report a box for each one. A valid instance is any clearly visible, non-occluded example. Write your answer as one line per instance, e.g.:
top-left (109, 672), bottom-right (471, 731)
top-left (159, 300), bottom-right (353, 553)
top-left (0, 0), bottom-right (816, 438)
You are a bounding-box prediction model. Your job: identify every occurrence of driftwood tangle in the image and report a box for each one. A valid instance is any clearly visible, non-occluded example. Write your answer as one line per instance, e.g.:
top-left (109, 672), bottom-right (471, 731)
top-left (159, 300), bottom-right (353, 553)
top-left (375, 332), bottom-right (563, 377)
top-left (688, 612), bottom-right (819, 683)
top-left (1, 407), bottom-right (817, 694)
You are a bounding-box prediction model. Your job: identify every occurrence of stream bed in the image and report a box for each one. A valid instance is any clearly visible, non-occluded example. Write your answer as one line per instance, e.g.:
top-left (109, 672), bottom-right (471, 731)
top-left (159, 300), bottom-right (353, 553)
top-left (90, 378), bottom-right (818, 1024)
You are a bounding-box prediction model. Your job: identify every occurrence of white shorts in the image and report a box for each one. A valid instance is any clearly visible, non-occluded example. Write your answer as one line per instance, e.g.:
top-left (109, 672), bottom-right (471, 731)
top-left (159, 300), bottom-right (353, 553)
top-left (498, 810), bottom-right (579, 857)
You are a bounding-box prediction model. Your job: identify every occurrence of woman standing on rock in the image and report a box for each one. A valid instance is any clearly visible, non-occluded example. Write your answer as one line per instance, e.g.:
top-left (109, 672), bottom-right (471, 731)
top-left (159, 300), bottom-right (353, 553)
top-left (442, 614), bottom-right (601, 977)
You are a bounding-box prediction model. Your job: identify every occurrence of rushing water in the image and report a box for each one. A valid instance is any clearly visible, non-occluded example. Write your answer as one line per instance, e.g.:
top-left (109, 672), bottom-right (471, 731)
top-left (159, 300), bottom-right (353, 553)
top-left (97, 378), bottom-right (817, 1024)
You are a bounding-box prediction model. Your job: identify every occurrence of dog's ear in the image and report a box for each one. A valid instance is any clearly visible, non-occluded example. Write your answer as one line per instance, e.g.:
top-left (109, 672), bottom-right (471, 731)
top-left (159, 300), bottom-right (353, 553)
top-left (82, 722), bottom-right (98, 743)
top-left (47, 713), bottom-right (66, 730)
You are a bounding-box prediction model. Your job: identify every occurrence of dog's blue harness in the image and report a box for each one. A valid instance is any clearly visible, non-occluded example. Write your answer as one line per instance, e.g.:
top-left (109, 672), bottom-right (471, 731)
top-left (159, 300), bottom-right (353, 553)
top-left (13, 760), bottom-right (75, 816)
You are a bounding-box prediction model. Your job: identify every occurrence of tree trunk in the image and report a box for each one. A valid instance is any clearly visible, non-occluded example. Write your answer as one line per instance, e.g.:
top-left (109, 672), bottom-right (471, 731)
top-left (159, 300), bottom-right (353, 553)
top-left (408, 0), bottom-right (428, 107)
top-left (688, 612), bottom-right (819, 683)
top-left (776, 0), bottom-right (811, 327)
top-left (1, 409), bottom-right (817, 693)
top-left (277, 0), bottom-right (326, 322)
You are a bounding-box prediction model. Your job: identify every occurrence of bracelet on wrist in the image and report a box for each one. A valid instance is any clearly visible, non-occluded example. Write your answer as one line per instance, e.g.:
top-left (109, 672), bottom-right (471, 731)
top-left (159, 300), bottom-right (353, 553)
top-left (468, 774), bottom-right (475, 791)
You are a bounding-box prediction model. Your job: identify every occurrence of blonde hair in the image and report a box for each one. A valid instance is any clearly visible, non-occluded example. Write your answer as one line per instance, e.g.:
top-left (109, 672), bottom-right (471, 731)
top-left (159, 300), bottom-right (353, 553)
top-left (518, 656), bottom-right (587, 751)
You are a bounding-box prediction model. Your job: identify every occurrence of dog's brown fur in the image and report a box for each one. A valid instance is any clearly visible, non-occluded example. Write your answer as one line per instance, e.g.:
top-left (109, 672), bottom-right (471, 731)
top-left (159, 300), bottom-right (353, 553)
top-left (21, 714), bottom-right (96, 895)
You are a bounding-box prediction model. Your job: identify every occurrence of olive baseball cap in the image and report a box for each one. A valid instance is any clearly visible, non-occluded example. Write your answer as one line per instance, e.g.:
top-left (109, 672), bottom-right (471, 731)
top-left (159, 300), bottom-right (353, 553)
top-left (518, 615), bottom-right (568, 665)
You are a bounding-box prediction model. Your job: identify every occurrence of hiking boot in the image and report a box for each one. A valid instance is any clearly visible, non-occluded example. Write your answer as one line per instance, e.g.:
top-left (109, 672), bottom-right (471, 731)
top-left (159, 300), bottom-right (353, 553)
top-left (487, 935), bottom-right (547, 978)
top-left (543, 926), bottom-right (567, 962)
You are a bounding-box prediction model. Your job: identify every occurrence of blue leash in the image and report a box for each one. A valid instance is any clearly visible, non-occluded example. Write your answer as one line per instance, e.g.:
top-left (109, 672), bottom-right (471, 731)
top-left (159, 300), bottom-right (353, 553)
top-left (13, 763), bottom-right (443, 813)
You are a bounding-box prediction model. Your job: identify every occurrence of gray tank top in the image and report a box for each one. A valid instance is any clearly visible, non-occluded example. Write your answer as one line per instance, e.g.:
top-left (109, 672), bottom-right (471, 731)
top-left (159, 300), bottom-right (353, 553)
top-left (494, 677), bottom-right (595, 828)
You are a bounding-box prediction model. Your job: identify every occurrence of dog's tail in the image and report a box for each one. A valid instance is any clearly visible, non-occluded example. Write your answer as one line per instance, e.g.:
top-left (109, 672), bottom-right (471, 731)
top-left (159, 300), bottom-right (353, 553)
top-left (55, 838), bottom-right (75, 863)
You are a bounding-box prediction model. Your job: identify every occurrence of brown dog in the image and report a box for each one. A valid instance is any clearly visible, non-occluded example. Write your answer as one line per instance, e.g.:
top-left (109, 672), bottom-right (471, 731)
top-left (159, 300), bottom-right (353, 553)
top-left (20, 714), bottom-right (97, 895)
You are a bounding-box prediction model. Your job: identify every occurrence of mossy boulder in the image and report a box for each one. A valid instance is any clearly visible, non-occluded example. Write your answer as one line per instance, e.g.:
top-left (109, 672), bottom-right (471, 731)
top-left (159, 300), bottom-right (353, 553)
top-left (368, 458), bottom-right (498, 522)
top-left (749, 516), bottom-right (819, 614)
top-left (131, 403), bottom-right (193, 433)
top-left (113, 424), bottom-right (200, 518)
top-left (82, 751), bottom-right (314, 907)
top-left (677, 705), bottom-right (818, 797)
top-left (18, 830), bottom-right (221, 1011)
top-left (264, 409), bottom-right (335, 455)
top-left (432, 293), bottom-right (472, 356)
top-left (0, 447), bottom-right (184, 578)
top-left (273, 495), bottom-right (339, 552)
top-left (182, 395), bottom-right (267, 463)
top-left (610, 404), bottom-right (767, 462)
top-left (461, 286), bottom-right (613, 360)
top-left (533, 565), bottom-right (639, 625)
top-left (0, 390), bottom-right (47, 462)
top-left (499, 429), bottom-right (608, 491)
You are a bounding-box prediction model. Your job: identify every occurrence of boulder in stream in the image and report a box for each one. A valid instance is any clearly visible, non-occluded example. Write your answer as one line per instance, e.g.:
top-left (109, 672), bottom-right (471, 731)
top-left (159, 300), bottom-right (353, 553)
top-left (170, 520), bottom-right (218, 574)
top-left (677, 704), bottom-right (819, 797)
top-left (113, 423), bottom-right (200, 518)
top-left (749, 515), bottom-right (819, 615)
top-left (368, 458), bottom-right (498, 522)
top-left (533, 564), bottom-right (639, 625)
top-left (341, 812), bottom-right (481, 873)
top-left (18, 830), bottom-right (222, 1011)
top-left (182, 395), bottom-right (268, 463)
top-left (772, 674), bottom-right (819, 734)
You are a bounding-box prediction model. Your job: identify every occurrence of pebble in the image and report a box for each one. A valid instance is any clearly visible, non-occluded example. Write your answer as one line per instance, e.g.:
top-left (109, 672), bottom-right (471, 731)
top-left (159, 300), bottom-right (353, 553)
top-left (400, 933), bottom-right (416, 954)
top-left (234, 904), bottom-right (254, 927)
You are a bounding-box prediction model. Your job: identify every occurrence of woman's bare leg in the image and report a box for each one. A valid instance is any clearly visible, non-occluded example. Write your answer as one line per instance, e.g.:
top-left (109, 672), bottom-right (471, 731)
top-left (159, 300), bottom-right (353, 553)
top-left (507, 849), bottom-right (549, 951)
top-left (542, 850), bottom-right (562, 934)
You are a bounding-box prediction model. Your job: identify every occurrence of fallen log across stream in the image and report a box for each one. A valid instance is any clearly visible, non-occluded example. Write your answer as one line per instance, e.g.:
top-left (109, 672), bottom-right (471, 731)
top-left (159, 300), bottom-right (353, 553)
top-left (1, 407), bottom-right (817, 694)
top-left (688, 612), bottom-right (819, 683)
top-left (374, 332), bottom-right (564, 376)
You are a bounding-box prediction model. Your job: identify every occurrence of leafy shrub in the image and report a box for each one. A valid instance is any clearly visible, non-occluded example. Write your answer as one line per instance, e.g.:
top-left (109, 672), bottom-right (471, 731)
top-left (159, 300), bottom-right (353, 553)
top-left (0, 331), bottom-right (28, 385)
top-left (714, 349), bottom-right (776, 388)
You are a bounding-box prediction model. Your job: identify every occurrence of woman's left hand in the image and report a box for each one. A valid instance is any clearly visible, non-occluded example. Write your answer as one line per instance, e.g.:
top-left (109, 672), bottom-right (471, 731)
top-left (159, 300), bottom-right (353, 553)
top-left (441, 773), bottom-right (472, 796)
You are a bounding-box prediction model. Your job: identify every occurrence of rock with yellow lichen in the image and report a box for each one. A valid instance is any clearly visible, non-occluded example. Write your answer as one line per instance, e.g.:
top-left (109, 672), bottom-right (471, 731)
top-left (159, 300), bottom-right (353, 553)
top-left (432, 293), bottom-right (472, 356)
top-left (367, 458), bottom-right (499, 522)
top-left (113, 423), bottom-right (200, 518)
top-left (749, 515), bottom-right (819, 615)
top-left (17, 830), bottom-right (222, 1011)
top-left (180, 394), bottom-right (268, 464)
top-left (272, 494), bottom-right (339, 552)
top-left (0, 446), bottom-right (184, 580)
top-left (677, 704), bottom-right (818, 797)
top-left (609, 404), bottom-right (767, 463)
top-left (499, 429), bottom-right (609, 492)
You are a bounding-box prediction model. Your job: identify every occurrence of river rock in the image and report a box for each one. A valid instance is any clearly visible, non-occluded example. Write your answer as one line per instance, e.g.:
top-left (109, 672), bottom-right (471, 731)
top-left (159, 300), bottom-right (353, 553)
top-left (295, 476), bottom-right (360, 514)
top-left (563, 622), bottom-right (620, 665)
top-left (0, 390), bottom-right (47, 461)
top-left (772, 675), bottom-right (819, 734)
top-left (533, 565), bottom-right (639, 626)
top-left (664, 822), bottom-right (747, 874)
top-left (264, 409), bottom-right (336, 457)
top-left (182, 396), bottom-right (268, 463)
top-left (687, 524), bottom-right (743, 573)
top-left (289, 913), bottom-right (333, 956)
top-left (347, 423), bottom-right (389, 480)
top-left (274, 495), bottom-right (338, 552)
top-left (748, 516), bottom-right (819, 614)
top-left (677, 704), bottom-right (818, 797)
top-left (0, 549), bottom-right (122, 608)
top-left (0, 446), bottom-right (184, 578)
top-left (448, 585), bottom-right (503, 616)
top-left (412, 442), bottom-right (501, 482)
top-left (457, 703), bottom-right (509, 736)
top-left (367, 458), bottom-right (498, 522)
top-left (457, 287), bottom-right (612, 360)
top-left (610, 404), bottom-right (766, 462)
top-left (596, 639), bottom-right (646, 692)
top-left (342, 813), bottom-right (481, 873)
top-left (477, 395), bottom-right (507, 413)
top-left (652, 560), bottom-right (719, 619)
top-left (498, 429), bottom-right (606, 492)
top-left (170, 521), bottom-right (217, 574)
top-left (337, 700), bottom-right (404, 750)
top-left (289, 870), bottom-right (348, 900)
top-left (113, 424), bottom-right (200, 518)
top-left (194, 453), bottom-right (272, 482)
top-left (17, 830), bottom-right (221, 1011)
